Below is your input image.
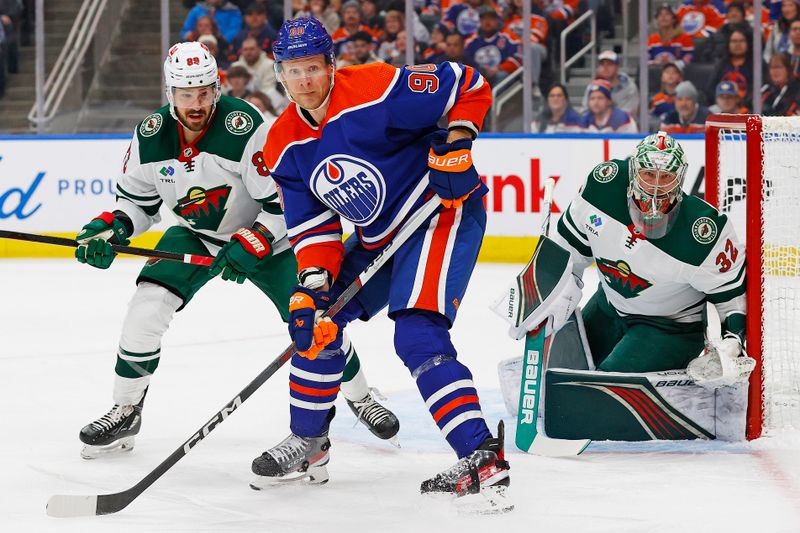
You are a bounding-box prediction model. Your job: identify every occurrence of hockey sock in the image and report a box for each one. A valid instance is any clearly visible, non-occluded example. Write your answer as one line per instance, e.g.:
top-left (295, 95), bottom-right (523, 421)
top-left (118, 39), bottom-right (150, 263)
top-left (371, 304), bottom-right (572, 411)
top-left (289, 349), bottom-right (346, 437)
top-left (339, 335), bottom-right (370, 401)
top-left (114, 283), bottom-right (182, 401)
top-left (395, 310), bottom-right (492, 457)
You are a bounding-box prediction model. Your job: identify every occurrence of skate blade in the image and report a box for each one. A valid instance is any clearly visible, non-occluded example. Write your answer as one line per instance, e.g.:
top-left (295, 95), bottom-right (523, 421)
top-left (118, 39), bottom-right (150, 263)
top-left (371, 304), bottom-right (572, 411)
top-left (80, 436), bottom-right (135, 460)
top-left (454, 485), bottom-right (515, 515)
top-left (387, 436), bottom-right (401, 448)
top-left (249, 464), bottom-right (329, 490)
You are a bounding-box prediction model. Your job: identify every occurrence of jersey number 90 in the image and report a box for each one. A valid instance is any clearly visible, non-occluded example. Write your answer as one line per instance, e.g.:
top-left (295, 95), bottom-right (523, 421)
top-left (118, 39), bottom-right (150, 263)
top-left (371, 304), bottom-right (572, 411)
top-left (407, 64), bottom-right (439, 94)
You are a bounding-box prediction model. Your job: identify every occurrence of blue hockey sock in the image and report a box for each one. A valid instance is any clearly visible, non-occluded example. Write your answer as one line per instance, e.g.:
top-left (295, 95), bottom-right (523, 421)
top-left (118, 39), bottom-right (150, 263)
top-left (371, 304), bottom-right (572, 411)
top-left (289, 348), bottom-right (345, 437)
top-left (394, 310), bottom-right (492, 457)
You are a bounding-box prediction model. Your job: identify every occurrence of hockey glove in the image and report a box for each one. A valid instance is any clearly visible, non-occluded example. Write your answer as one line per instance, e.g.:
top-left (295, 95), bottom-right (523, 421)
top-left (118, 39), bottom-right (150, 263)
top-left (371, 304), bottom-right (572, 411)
top-left (209, 226), bottom-right (272, 284)
top-left (687, 334), bottom-right (756, 389)
top-left (75, 212), bottom-right (131, 269)
top-left (427, 137), bottom-right (488, 208)
top-left (288, 286), bottom-right (339, 360)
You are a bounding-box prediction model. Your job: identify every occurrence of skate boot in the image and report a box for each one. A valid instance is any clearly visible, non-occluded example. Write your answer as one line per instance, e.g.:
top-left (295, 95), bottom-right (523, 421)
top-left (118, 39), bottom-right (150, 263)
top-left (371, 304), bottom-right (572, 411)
top-left (346, 388), bottom-right (400, 445)
top-left (420, 421), bottom-right (512, 514)
top-left (79, 391), bottom-right (146, 460)
top-left (250, 433), bottom-right (331, 489)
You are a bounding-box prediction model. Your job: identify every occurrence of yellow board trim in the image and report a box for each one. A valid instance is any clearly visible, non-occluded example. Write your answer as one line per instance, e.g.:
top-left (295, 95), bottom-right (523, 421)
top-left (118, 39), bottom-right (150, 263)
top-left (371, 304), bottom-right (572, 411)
top-left (0, 233), bottom-right (540, 263)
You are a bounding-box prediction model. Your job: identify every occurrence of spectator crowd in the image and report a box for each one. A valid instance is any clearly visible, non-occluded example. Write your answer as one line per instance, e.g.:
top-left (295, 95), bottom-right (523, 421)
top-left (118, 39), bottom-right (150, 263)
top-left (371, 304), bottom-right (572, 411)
top-left (2, 0), bottom-right (798, 132)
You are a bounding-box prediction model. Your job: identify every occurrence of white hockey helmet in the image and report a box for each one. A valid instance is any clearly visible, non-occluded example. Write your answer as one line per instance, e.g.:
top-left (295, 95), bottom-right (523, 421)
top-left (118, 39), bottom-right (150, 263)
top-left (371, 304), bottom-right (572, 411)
top-left (163, 42), bottom-right (221, 120)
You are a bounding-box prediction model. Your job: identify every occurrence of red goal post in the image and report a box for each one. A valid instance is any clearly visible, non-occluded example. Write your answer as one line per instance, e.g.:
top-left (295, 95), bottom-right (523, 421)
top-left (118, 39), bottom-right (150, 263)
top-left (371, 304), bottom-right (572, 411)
top-left (705, 114), bottom-right (800, 440)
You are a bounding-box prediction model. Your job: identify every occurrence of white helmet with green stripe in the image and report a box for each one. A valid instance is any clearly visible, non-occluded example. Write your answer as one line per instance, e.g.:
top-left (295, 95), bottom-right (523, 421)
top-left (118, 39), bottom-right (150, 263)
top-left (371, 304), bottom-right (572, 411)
top-left (627, 131), bottom-right (688, 239)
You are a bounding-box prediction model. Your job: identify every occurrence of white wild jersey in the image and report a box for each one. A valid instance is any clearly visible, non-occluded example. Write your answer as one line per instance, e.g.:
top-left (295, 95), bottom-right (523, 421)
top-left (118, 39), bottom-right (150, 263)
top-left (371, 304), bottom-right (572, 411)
top-left (114, 96), bottom-right (289, 254)
top-left (553, 158), bottom-right (746, 336)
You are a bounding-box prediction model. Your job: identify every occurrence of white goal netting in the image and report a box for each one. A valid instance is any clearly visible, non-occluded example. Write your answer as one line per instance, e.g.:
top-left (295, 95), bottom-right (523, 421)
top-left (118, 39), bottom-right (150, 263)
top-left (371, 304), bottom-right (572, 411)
top-left (713, 116), bottom-right (800, 434)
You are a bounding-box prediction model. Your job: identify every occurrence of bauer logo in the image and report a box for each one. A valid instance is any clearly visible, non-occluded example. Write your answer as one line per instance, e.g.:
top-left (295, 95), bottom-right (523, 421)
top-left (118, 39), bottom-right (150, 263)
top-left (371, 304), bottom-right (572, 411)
top-left (310, 155), bottom-right (386, 225)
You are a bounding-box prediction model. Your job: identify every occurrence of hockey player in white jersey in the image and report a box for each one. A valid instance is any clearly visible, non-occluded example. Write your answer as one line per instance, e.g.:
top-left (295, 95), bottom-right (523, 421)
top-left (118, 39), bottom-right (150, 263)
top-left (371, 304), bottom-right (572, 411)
top-left (506, 132), bottom-right (754, 383)
top-left (74, 42), bottom-right (398, 459)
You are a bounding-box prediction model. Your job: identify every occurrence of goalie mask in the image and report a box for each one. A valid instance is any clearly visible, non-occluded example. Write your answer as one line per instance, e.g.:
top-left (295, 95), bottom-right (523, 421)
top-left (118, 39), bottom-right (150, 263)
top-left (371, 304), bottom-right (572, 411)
top-left (163, 42), bottom-right (221, 126)
top-left (628, 131), bottom-right (688, 239)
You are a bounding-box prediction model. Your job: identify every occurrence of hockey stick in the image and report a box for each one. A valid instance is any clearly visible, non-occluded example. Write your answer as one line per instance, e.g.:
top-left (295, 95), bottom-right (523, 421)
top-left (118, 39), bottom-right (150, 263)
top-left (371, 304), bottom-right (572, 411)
top-left (0, 230), bottom-right (214, 266)
top-left (515, 178), bottom-right (591, 457)
top-left (45, 195), bottom-right (442, 518)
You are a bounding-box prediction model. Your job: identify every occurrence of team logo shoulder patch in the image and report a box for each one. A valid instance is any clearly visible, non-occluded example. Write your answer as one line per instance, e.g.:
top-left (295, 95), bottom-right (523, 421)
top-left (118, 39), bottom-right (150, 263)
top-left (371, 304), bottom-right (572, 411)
top-left (225, 110), bottom-right (254, 135)
top-left (692, 217), bottom-right (718, 244)
top-left (592, 161), bottom-right (618, 183)
top-left (139, 113), bottom-right (163, 137)
top-left (310, 155), bottom-right (386, 225)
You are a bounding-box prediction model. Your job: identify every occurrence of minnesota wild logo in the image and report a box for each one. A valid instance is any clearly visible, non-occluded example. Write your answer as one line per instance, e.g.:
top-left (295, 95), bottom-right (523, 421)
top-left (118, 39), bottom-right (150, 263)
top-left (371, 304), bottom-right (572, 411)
top-left (596, 258), bottom-right (652, 298)
top-left (225, 111), bottom-right (253, 135)
top-left (139, 113), bottom-right (162, 137)
top-left (173, 185), bottom-right (232, 231)
top-left (592, 161), bottom-right (618, 183)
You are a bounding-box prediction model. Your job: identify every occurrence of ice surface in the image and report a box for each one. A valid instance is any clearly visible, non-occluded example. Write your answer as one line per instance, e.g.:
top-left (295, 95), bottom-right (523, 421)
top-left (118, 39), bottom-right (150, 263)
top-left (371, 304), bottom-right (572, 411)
top-left (1, 260), bottom-right (799, 532)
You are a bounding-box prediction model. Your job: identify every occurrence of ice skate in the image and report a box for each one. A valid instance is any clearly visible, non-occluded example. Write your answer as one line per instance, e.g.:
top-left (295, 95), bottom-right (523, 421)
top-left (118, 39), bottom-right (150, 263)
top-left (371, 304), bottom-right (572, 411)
top-left (250, 433), bottom-right (331, 489)
top-left (420, 421), bottom-right (513, 514)
top-left (79, 393), bottom-right (146, 460)
top-left (347, 388), bottom-right (400, 446)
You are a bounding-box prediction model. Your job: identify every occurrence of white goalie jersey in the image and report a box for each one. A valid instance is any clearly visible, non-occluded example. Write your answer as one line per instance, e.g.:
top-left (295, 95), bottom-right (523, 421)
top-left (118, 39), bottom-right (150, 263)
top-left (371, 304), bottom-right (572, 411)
top-left (552, 158), bottom-right (746, 338)
top-left (114, 96), bottom-right (290, 254)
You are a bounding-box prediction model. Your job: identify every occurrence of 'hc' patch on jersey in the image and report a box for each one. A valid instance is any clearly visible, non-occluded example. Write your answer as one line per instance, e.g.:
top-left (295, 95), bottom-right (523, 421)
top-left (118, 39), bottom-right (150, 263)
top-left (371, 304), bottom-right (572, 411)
top-left (310, 155), bottom-right (386, 225)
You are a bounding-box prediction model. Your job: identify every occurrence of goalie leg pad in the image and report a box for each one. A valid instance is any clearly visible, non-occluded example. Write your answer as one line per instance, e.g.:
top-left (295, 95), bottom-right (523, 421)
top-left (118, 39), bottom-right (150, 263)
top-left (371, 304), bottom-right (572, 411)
top-left (543, 368), bottom-right (747, 441)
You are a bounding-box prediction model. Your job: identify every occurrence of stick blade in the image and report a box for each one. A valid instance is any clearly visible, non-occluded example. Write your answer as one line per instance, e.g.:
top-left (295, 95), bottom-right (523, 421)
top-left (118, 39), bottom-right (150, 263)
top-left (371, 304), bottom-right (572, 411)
top-left (524, 435), bottom-right (591, 457)
top-left (46, 494), bottom-right (98, 518)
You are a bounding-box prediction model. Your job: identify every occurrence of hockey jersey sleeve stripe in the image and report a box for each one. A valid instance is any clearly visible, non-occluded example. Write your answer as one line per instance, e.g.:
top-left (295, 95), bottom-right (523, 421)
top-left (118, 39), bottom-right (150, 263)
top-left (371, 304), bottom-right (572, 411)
top-left (260, 202), bottom-right (284, 215)
top-left (295, 240), bottom-right (345, 279)
top-left (564, 208), bottom-right (589, 241)
top-left (557, 217), bottom-right (593, 258)
top-left (289, 220), bottom-right (344, 247)
top-left (446, 64), bottom-right (492, 132)
top-left (705, 282), bottom-right (747, 304)
top-left (706, 264), bottom-right (745, 292)
top-left (287, 210), bottom-right (341, 239)
top-left (116, 184), bottom-right (160, 203)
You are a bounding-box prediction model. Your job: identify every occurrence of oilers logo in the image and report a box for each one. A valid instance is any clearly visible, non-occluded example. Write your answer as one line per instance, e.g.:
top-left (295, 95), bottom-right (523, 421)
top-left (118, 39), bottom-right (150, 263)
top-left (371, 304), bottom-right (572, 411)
top-left (311, 155), bottom-right (386, 225)
top-left (680, 11), bottom-right (706, 35)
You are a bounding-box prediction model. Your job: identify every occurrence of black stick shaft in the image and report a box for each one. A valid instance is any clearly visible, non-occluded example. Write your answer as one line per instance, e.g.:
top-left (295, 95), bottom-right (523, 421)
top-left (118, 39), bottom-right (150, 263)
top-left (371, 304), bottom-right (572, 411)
top-left (85, 196), bottom-right (440, 515)
top-left (0, 230), bottom-right (213, 266)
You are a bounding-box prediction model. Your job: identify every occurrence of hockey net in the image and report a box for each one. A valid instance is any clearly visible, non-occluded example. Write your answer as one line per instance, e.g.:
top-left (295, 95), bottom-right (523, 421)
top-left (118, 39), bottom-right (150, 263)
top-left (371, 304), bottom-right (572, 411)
top-left (705, 114), bottom-right (800, 440)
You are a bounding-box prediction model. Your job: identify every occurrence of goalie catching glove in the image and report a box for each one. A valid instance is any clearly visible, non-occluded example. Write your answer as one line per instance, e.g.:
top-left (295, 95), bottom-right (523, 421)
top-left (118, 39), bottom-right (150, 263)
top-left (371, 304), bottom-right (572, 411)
top-left (210, 225), bottom-right (272, 284)
top-left (687, 334), bottom-right (755, 389)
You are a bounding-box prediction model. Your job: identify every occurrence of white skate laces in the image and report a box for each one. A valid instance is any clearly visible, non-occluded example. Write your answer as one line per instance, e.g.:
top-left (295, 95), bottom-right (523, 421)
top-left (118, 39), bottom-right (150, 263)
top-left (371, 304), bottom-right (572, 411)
top-left (268, 433), bottom-right (310, 466)
top-left (350, 387), bottom-right (391, 428)
top-left (91, 404), bottom-right (134, 432)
